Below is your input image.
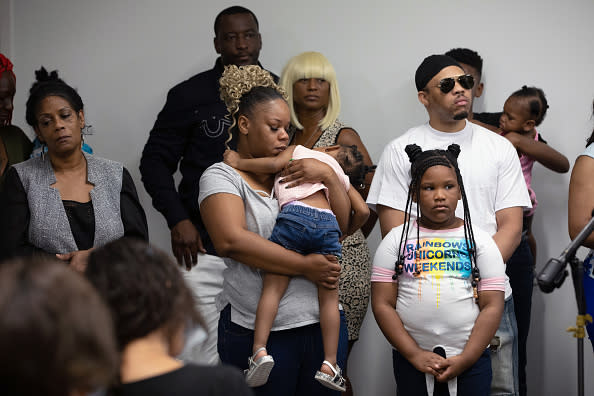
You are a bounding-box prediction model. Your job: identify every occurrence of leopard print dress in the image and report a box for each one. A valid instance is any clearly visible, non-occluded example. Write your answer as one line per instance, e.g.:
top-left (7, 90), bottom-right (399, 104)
top-left (307, 120), bottom-right (372, 341)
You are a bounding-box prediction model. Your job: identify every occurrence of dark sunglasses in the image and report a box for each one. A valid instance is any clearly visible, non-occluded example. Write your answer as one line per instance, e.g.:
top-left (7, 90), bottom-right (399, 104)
top-left (434, 74), bottom-right (474, 93)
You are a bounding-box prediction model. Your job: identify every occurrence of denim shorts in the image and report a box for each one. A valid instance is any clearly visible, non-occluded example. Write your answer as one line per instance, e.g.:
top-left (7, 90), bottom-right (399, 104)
top-left (269, 203), bottom-right (342, 258)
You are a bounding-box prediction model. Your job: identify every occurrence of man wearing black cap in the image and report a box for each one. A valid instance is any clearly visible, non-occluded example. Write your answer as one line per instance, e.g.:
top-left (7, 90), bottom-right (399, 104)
top-left (368, 54), bottom-right (531, 396)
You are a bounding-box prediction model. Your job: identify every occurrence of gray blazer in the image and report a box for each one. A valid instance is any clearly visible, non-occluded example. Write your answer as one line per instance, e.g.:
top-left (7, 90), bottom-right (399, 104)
top-left (13, 153), bottom-right (125, 253)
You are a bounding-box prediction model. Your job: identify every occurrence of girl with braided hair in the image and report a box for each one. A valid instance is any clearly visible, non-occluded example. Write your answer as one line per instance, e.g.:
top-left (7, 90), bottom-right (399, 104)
top-left (371, 144), bottom-right (505, 396)
top-left (199, 64), bottom-right (349, 395)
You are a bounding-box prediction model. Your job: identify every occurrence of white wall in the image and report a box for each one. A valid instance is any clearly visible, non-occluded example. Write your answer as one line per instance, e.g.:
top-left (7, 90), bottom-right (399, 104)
top-left (6, 1), bottom-right (594, 394)
top-left (0, 0), bottom-right (12, 56)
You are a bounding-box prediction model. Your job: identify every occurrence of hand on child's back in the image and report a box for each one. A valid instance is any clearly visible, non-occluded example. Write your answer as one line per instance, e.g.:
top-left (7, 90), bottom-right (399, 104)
top-left (279, 158), bottom-right (332, 188)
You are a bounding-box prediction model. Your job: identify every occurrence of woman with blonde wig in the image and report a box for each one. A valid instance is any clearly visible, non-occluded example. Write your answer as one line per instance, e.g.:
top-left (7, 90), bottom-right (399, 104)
top-left (280, 51), bottom-right (376, 395)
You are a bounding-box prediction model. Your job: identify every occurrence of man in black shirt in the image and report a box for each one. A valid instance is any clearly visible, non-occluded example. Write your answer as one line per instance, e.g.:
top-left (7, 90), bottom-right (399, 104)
top-left (139, 6), bottom-right (276, 365)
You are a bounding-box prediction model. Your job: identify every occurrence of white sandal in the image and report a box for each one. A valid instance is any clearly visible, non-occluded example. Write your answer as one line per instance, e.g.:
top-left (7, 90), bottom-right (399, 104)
top-left (314, 360), bottom-right (346, 392)
top-left (244, 347), bottom-right (275, 387)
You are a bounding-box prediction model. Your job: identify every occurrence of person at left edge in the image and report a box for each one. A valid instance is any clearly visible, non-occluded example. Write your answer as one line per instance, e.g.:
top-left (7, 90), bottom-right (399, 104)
top-left (139, 6), bottom-right (278, 365)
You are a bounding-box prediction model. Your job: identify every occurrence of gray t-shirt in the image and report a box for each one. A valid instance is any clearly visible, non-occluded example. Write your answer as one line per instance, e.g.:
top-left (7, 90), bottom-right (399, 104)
top-left (199, 162), bottom-right (320, 331)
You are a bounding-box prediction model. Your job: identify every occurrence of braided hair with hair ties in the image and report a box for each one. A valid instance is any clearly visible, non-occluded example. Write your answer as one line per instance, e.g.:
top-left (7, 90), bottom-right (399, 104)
top-left (337, 144), bottom-right (376, 188)
top-left (394, 143), bottom-right (481, 303)
top-left (219, 64), bottom-right (287, 149)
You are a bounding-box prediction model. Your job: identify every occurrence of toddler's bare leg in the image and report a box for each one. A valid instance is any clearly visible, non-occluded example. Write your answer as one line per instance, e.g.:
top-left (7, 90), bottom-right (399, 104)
top-left (253, 272), bottom-right (290, 358)
top-left (317, 284), bottom-right (340, 374)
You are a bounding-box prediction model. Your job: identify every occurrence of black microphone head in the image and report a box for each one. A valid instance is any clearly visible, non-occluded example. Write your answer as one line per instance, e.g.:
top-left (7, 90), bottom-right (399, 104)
top-left (537, 257), bottom-right (568, 293)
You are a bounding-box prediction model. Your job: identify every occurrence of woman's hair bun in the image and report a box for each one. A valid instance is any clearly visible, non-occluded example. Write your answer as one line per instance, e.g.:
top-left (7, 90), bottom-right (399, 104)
top-left (34, 67), bottom-right (59, 83)
top-left (405, 144), bottom-right (423, 163)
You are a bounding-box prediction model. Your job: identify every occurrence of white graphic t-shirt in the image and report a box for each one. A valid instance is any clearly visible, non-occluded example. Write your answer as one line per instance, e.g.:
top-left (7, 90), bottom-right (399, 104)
top-left (372, 221), bottom-right (505, 358)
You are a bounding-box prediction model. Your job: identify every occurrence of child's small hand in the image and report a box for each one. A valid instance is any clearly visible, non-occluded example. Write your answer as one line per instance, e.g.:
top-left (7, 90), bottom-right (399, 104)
top-left (279, 158), bottom-right (332, 188)
top-left (409, 350), bottom-right (447, 377)
top-left (223, 149), bottom-right (241, 168)
top-left (434, 354), bottom-right (472, 382)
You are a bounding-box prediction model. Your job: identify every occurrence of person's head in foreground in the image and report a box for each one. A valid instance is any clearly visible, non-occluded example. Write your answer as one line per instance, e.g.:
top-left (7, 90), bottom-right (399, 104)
top-left (0, 256), bottom-right (118, 396)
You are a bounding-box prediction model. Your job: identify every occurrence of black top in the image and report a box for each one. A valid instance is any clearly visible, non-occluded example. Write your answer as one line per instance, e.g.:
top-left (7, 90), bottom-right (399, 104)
top-left (111, 364), bottom-right (254, 396)
top-left (139, 58), bottom-right (278, 255)
top-left (473, 111), bottom-right (503, 128)
top-left (63, 200), bottom-right (95, 250)
top-left (0, 167), bottom-right (148, 260)
top-left (474, 111), bottom-right (548, 143)
top-left (0, 125), bottom-right (32, 192)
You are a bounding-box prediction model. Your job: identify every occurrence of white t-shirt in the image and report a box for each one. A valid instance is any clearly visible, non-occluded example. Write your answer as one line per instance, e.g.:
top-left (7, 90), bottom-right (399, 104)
top-left (372, 222), bottom-right (506, 357)
top-left (367, 120), bottom-right (531, 298)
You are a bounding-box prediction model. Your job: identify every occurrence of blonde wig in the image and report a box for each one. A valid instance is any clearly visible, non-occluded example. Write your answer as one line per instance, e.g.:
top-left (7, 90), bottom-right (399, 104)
top-left (279, 52), bottom-right (341, 131)
top-left (219, 64), bottom-right (287, 148)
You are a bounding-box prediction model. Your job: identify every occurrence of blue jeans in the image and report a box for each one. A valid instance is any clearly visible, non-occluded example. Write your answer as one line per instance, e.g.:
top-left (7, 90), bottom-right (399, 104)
top-left (218, 304), bottom-right (348, 395)
top-left (584, 253), bottom-right (594, 353)
top-left (490, 296), bottom-right (519, 396)
top-left (392, 349), bottom-right (492, 395)
top-left (505, 236), bottom-right (534, 396)
top-left (269, 203), bottom-right (342, 257)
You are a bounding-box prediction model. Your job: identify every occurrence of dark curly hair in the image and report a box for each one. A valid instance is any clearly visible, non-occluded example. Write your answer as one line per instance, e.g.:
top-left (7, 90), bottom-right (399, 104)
top-left (86, 238), bottom-right (204, 352)
top-left (335, 144), bottom-right (376, 188)
top-left (0, 256), bottom-right (117, 396)
top-left (395, 144), bottom-right (481, 303)
top-left (25, 67), bottom-right (84, 127)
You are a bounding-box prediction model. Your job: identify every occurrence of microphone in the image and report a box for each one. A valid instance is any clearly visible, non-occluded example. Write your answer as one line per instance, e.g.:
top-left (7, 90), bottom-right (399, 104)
top-left (537, 212), bottom-right (594, 293)
top-left (537, 257), bottom-right (569, 293)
